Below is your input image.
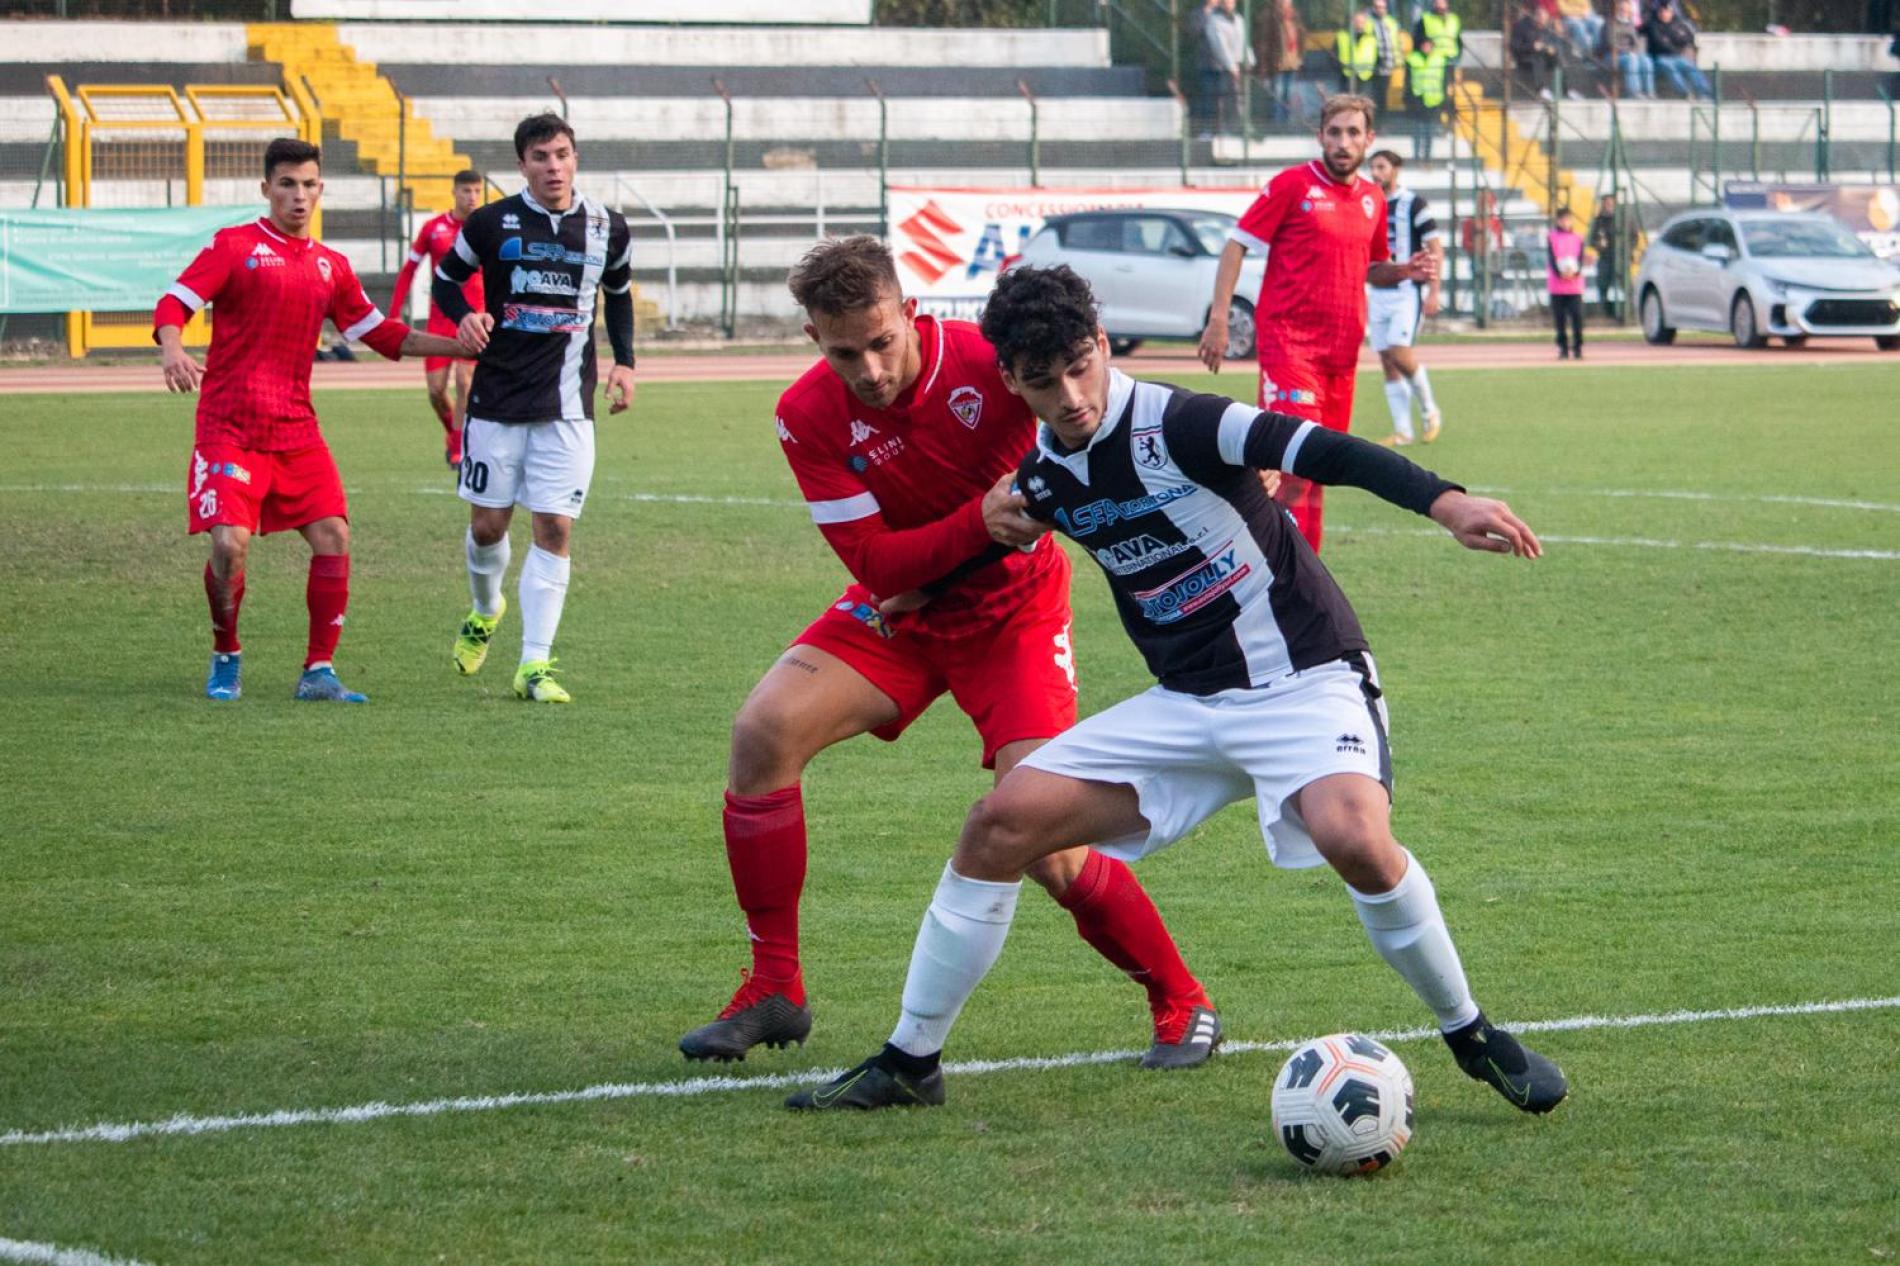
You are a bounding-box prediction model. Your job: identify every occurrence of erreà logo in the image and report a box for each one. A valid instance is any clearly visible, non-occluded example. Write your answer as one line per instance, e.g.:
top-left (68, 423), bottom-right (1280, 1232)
top-left (897, 200), bottom-right (965, 285)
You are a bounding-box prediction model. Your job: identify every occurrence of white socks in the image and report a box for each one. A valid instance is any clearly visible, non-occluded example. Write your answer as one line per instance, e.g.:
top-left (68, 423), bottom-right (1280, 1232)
top-left (465, 528), bottom-right (511, 618)
top-left (1383, 378), bottom-right (1416, 441)
top-left (1409, 366), bottom-right (1437, 415)
top-left (888, 862), bottom-right (1023, 1057)
top-left (1349, 850), bottom-right (1481, 1033)
top-left (518, 545), bottom-right (571, 664)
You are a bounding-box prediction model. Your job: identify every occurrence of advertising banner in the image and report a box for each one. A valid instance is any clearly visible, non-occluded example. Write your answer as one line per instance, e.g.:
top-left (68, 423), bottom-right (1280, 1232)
top-left (0, 205), bottom-right (255, 315)
top-left (887, 186), bottom-right (1262, 319)
top-left (1722, 181), bottom-right (1900, 258)
top-left (292, 0), bottom-right (870, 20)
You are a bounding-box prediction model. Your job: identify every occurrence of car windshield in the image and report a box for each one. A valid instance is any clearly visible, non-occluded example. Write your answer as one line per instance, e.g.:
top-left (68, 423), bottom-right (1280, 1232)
top-left (1187, 213), bottom-right (1237, 255)
top-left (1742, 219), bottom-right (1873, 259)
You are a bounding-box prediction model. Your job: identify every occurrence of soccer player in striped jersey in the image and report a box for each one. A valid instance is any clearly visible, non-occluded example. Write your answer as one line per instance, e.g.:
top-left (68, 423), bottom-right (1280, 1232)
top-left (788, 266), bottom-right (1568, 1116)
top-left (155, 137), bottom-right (472, 703)
top-left (678, 237), bottom-right (1219, 1071)
top-left (390, 168), bottom-right (486, 468)
top-left (1365, 150), bottom-right (1445, 447)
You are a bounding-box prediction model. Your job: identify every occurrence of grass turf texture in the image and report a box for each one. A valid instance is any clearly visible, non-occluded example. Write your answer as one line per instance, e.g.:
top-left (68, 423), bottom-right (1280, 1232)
top-left (2, 362), bottom-right (1896, 1264)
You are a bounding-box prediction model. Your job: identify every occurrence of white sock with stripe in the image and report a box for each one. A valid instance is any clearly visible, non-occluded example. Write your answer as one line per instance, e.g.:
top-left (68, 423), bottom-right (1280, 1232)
top-left (517, 545), bottom-right (570, 664)
top-left (1383, 378), bottom-right (1416, 440)
top-left (888, 862), bottom-right (1022, 1057)
top-left (1409, 366), bottom-right (1438, 414)
top-left (465, 528), bottom-right (510, 619)
top-left (1348, 849), bottom-right (1480, 1032)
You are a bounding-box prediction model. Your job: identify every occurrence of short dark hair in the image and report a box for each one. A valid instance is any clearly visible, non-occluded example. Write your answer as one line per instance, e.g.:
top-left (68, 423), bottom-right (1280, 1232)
top-left (263, 137), bottom-right (321, 179)
top-left (453, 168), bottom-right (483, 186)
top-left (787, 235), bottom-right (901, 316)
top-left (979, 265), bottom-right (1099, 378)
top-left (514, 113), bottom-right (576, 160)
top-left (1370, 149), bottom-right (1404, 168)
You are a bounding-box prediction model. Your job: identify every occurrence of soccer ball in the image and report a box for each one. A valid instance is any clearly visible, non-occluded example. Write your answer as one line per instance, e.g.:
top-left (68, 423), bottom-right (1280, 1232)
top-left (1270, 1033), bottom-right (1415, 1175)
top-left (1558, 258), bottom-right (1581, 278)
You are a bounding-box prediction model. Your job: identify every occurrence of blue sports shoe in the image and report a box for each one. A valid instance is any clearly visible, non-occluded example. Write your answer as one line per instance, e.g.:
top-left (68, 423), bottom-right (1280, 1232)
top-left (206, 652), bottom-right (242, 701)
top-left (294, 665), bottom-right (368, 703)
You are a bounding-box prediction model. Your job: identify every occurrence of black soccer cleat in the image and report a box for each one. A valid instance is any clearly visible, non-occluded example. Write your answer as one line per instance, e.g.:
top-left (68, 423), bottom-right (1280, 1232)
top-left (679, 990), bottom-right (812, 1062)
top-left (1140, 1004), bottom-right (1223, 1070)
top-left (785, 1052), bottom-right (946, 1111)
top-left (1443, 1013), bottom-right (1569, 1114)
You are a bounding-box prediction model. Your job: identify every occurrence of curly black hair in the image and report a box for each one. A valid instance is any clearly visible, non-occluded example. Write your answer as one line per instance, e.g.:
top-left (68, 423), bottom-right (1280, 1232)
top-left (979, 265), bottom-right (1100, 377)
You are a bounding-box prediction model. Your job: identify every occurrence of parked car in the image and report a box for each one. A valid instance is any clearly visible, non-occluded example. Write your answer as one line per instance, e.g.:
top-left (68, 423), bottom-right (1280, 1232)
top-left (1634, 209), bottom-right (1900, 350)
top-left (1013, 208), bottom-right (1267, 359)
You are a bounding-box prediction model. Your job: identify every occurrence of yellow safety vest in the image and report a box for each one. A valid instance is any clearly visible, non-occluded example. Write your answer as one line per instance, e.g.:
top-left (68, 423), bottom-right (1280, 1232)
top-left (1406, 49), bottom-right (1448, 107)
top-left (1418, 11), bottom-right (1462, 60)
top-left (1335, 29), bottom-right (1380, 82)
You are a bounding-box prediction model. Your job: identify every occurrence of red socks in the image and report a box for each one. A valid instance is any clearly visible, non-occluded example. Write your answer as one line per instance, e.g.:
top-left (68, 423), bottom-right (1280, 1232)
top-left (431, 393), bottom-right (455, 433)
top-left (204, 563), bottom-right (245, 654)
top-left (1275, 476), bottom-right (1325, 553)
top-left (305, 554), bottom-right (350, 668)
top-left (1057, 850), bottom-right (1205, 1013)
top-left (723, 785), bottom-right (808, 1004)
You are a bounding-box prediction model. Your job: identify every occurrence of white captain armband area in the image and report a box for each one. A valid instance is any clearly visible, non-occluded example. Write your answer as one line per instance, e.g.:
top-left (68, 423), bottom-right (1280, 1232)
top-left (807, 491), bottom-right (881, 525)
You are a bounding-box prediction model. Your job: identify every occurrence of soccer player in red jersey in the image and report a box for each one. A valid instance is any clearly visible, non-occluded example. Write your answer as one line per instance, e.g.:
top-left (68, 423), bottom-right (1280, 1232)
top-left (679, 237), bottom-right (1219, 1070)
top-left (1198, 94), bottom-right (1437, 552)
top-left (390, 168), bottom-right (485, 468)
top-left (155, 137), bottom-right (472, 703)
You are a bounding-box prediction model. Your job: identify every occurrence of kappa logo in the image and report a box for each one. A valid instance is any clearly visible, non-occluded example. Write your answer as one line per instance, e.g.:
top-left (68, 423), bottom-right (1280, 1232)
top-left (1337, 733), bottom-right (1368, 755)
top-left (1132, 425), bottom-right (1168, 470)
top-left (947, 385), bottom-right (984, 430)
top-left (848, 420), bottom-right (879, 447)
top-left (246, 242), bottom-right (284, 270)
top-left (775, 416), bottom-right (796, 444)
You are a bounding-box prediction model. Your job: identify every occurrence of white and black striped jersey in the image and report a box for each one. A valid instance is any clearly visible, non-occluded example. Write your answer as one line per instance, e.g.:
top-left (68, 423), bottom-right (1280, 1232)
top-left (1383, 186), bottom-right (1442, 278)
top-left (1016, 370), bottom-right (1459, 695)
top-left (433, 189), bottom-right (633, 423)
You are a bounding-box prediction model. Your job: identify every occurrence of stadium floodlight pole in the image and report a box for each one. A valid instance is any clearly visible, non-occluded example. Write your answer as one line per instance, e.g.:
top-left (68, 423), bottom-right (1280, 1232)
top-left (1879, 86), bottom-right (1896, 183)
top-left (1168, 78), bottom-right (1191, 185)
top-left (1019, 78), bottom-right (1041, 187)
top-left (1819, 68), bottom-right (1832, 181)
top-left (865, 78), bottom-right (889, 237)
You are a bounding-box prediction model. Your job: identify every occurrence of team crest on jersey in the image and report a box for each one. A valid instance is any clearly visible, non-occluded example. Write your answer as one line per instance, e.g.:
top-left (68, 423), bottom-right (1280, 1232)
top-left (947, 385), bottom-right (984, 430)
top-left (1362, 194), bottom-right (1377, 220)
top-left (315, 255), bottom-right (332, 282)
top-left (1132, 425), bottom-right (1168, 470)
top-left (848, 420), bottom-right (879, 447)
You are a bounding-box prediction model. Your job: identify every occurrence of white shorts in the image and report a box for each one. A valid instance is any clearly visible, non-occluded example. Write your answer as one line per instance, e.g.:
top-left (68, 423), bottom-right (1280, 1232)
top-left (1019, 655), bottom-right (1392, 869)
top-left (458, 417), bottom-right (596, 519)
top-left (1367, 286), bottom-right (1424, 352)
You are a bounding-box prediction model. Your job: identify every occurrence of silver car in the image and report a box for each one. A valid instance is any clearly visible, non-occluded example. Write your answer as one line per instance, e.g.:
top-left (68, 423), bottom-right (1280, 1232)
top-left (1636, 209), bottom-right (1900, 350)
top-left (1014, 208), bottom-right (1267, 359)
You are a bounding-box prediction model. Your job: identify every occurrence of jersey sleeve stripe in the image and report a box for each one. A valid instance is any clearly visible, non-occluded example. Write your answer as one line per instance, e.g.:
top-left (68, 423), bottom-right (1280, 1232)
top-left (341, 305), bottom-right (387, 343)
top-left (452, 235), bottom-right (479, 267)
top-left (406, 249), bottom-right (426, 265)
top-left (1279, 419), bottom-right (1320, 474)
top-left (807, 491), bottom-right (881, 524)
top-left (1227, 226), bottom-right (1269, 254)
top-left (1216, 401), bottom-right (1258, 467)
top-left (166, 282), bottom-right (206, 312)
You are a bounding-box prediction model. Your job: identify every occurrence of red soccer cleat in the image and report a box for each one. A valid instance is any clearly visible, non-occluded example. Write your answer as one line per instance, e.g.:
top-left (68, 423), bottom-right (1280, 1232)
top-left (445, 426), bottom-right (465, 469)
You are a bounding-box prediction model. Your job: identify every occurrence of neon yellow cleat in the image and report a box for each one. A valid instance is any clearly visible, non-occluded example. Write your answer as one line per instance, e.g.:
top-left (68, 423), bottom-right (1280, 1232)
top-left (452, 598), bottom-right (506, 676)
top-left (513, 657), bottom-right (571, 704)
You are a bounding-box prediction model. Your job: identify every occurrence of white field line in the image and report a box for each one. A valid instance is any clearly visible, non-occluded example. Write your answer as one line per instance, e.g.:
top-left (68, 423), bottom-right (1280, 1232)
top-left (0, 1238), bottom-right (153, 1266)
top-left (1471, 485), bottom-right (1900, 514)
top-left (1333, 523), bottom-right (1900, 561)
top-left (3, 995), bottom-right (1895, 1150)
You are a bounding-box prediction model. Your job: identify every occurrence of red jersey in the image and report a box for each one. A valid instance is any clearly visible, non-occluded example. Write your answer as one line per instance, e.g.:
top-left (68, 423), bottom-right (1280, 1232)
top-left (1231, 160), bottom-right (1390, 372)
top-left (155, 218), bottom-right (408, 451)
top-left (776, 315), bottom-right (1064, 640)
top-left (390, 210), bottom-right (483, 320)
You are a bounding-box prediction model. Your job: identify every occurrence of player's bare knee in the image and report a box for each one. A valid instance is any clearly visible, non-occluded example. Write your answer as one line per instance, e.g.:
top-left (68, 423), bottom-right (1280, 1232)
top-left (957, 792), bottom-right (1049, 879)
top-left (1024, 847), bottom-right (1087, 898)
top-left (728, 699), bottom-right (811, 795)
top-left (209, 537), bottom-right (248, 577)
top-left (306, 518), bottom-right (349, 554)
top-left (530, 514), bottom-right (571, 555)
top-left (469, 508), bottom-right (510, 547)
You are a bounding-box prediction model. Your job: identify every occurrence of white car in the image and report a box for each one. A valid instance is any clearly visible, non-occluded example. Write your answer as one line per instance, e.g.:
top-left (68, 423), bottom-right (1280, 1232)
top-left (1635, 209), bottom-right (1900, 350)
top-left (1014, 208), bottom-right (1267, 359)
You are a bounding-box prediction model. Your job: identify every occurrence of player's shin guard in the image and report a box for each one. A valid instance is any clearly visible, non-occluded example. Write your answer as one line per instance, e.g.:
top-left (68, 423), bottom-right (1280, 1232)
top-left (304, 554), bottom-right (349, 668)
top-left (518, 545), bottom-right (569, 663)
top-left (1348, 849), bottom-right (1481, 1032)
top-left (205, 563), bottom-right (245, 654)
top-left (465, 527), bottom-right (510, 618)
top-left (723, 785), bottom-right (807, 1001)
top-left (1057, 850), bottom-right (1204, 1011)
top-left (1383, 378), bottom-right (1416, 441)
top-left (888, 862), bottom-right (1021, 1057)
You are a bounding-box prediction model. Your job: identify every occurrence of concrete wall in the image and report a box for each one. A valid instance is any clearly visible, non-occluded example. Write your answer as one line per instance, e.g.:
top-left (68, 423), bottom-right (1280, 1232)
top-left (1, 22), bottom-right (252, 63)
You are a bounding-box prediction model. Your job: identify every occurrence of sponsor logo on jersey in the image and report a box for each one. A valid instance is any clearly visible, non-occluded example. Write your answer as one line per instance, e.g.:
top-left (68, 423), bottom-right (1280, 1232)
top-left (1092, 533), bottom-right (1193, 576)
top-left (1131, 545), bottom-right (1250, 624)
top-left (500, 303), bottom-right (589, 334)
top-left (497, 238), bottom-right (603, 267)
top-left (775, 416), bottom-right (795, 444)
top-left (510, 265), bottom-right (580, 297)
top-left (1271, 385), bottom-right (1318, 407)
top-left (1132, 425), bottom-right (1168, 470)
top-left (208, 460), bottom-right (252, 485)
top-left (246, 242), bottom-right (284, 270)
top-left (837, 600), bottom-right (897, 640)
top-left (1052, 482), bottom-right (1195, 538)
top-left (849, 455), bottom-right (869, 472)
top-left (947, 385), bottom-right (984, 430)
top-left (848, 420), bottom-right (879, 447)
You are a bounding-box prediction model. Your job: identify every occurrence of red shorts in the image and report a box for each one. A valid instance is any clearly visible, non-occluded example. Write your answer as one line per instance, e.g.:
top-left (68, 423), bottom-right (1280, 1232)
top-left (1258, 358), bottom-right (1357, 549)
top-left (186, 443), bottom-right (348, 536)
top-left (424, 309), bottom-right (473, 375)
top-left (794, 578), bottom-right (1078, 769)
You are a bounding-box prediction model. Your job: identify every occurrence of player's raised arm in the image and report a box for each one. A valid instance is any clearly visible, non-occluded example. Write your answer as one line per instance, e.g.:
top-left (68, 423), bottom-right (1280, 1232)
top-left (326, 253), bottom-right (455, 362)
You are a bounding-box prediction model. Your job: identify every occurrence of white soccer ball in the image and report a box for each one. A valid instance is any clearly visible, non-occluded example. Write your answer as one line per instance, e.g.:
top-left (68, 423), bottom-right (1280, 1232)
top-left (1270, 1033), bottom-right (1415, 1175)
top-left (1558, 258), bottom-right (1581, 278)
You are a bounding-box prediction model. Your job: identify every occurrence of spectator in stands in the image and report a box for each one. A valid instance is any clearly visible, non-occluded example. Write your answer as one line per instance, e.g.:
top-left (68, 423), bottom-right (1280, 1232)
top-left (1406, 36), bottom-right (1452, 159)
top-left (1588, 193), bottom-right (1622, 315)
top-left (1548, 206), bottom-right (1590, 358)
top-left (1188, 0), bottom-right (1219, 133)
top-left (1645, 1), bottom-right (1712, 98)
top-left (1604, 0), bottom-right (1657, 97)
top-left (1362, 0), bottom-right (1406, 80)
top-left (1414, 0), bottom-right (1465, 74)
top-left (1257, 0), bottom-right (1307, 121)
top-left (1557, 0), bottom-right (1605, 59)
top-left (1337, 12), bottom-right (1382, 89)
top-left (1511, 4), bottom-right (1566, 100)
top-left (1206, 0), bottom-right (1253, 136)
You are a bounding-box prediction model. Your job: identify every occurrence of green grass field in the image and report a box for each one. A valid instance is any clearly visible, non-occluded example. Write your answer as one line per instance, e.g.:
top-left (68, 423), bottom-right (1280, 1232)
top-left (2, 361), bottom-right (1897, 1265)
